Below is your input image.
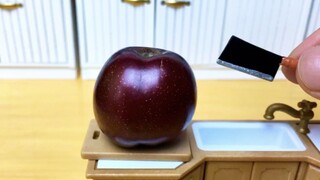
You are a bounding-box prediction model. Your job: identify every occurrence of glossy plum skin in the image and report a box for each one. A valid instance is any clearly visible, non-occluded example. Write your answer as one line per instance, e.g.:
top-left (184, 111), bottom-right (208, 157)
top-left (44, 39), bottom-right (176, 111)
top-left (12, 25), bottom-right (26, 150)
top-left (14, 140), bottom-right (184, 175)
top-left (93, 47), bottom-right (197, 147)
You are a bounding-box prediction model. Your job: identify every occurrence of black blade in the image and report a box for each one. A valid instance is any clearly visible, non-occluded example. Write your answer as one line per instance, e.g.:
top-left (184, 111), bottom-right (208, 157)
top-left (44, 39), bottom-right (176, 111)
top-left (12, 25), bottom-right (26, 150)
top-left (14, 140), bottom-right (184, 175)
top-left (217, 36), bottom-right (283, 81)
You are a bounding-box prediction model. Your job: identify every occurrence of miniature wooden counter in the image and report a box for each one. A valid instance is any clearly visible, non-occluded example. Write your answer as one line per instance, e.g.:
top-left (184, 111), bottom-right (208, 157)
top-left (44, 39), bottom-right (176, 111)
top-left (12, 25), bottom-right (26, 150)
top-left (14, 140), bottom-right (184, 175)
top-left (82, 120), bottom-right (320, 180)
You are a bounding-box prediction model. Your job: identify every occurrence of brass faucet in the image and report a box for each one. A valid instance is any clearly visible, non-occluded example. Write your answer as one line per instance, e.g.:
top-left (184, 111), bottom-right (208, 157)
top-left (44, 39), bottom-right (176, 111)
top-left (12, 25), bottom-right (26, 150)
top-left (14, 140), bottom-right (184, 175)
top-left (264, 100), bottom-right (317, 134)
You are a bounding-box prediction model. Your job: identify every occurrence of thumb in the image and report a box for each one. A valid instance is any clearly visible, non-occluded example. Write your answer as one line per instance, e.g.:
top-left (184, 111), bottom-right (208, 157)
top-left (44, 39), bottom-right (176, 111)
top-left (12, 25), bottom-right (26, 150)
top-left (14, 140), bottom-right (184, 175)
top-left (296, 46), bottom-right (320, 99)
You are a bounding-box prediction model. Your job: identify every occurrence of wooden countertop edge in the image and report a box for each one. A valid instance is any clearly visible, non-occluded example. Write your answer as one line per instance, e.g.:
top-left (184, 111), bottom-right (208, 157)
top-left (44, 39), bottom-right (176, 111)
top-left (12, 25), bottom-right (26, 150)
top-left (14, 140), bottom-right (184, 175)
top-left (85, 137), bottom-right (206, 179)
top-left (85, 157), bottom-right (206, 180)
top-left (85, 120), bottom-right (320, 179)
top-left (82, 120), bottom-right (193, 162)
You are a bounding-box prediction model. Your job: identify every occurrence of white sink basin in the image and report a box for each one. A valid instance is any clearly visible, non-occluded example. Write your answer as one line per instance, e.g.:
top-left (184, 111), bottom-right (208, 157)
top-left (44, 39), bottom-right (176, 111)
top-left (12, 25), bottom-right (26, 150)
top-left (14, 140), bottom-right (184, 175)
top-left (192, 122), bottom-right (306, 151)
top-left (307, 124), bottom-right (320, 152)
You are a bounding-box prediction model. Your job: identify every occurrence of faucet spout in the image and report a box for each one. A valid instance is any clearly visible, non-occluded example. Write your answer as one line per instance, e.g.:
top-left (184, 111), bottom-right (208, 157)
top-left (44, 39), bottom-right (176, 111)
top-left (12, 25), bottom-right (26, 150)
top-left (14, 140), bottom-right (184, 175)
top-left (264, 103), bottom-right (300, 120)
top-left (263, 100), bottom-right (317, 134)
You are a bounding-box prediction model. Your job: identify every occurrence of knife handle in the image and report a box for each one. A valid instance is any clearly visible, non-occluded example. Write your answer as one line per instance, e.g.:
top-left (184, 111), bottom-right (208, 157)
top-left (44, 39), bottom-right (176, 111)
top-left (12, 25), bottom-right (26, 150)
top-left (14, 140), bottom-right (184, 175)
top-left (281, 57), bottom-right (298, 69)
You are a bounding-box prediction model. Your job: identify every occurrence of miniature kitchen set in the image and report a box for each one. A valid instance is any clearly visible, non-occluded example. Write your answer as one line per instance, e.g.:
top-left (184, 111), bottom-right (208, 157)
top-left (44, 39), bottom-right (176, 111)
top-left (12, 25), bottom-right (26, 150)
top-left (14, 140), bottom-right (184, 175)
top-left (81, 40), bottom-right (320, 180)
top-left (81, 42), bottom-right (320, 180)
top-left (81, 102), bottom-right (320, 180)
top-left (1, 1), bottom-right (319, 179)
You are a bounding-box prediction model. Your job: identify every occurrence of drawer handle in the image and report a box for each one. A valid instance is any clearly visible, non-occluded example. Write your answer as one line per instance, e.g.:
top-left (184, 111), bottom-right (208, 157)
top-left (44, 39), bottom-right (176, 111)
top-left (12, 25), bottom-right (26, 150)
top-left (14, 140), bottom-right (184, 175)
top-left (0, 3), bottom-right (23, 11)
top-left (161, 0), bottom-right (190, 8)
top-left (122, 0), bottom-right (150, 6)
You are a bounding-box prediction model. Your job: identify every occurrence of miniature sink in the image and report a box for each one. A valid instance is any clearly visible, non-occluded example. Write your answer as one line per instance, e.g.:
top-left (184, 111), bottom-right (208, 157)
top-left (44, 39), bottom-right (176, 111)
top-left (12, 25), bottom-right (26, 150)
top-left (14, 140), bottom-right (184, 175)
top-left (192, 121), bottom-right (306, 151)
top-left (307, 124), bottom-right (320, 152)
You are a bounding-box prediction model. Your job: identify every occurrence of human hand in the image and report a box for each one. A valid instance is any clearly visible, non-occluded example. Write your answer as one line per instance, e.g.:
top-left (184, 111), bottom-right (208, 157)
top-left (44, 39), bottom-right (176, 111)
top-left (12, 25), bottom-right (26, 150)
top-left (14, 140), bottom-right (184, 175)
top-left (282, 28), bottom-right (320, 99)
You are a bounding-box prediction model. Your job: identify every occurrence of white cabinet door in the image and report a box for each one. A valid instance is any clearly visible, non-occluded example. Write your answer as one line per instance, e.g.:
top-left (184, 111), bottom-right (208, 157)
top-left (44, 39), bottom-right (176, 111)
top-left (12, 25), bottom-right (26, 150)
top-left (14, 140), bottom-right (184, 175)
top-left (155, 0), bottom-right (225, 68)
top-left (76, 0), bottom-right (154, 79)
top-left (77, 0), bottom-right (316, 80)
top-left (220, 0), bottom-right (313, 80)
top-left (306, 0), bottom-right (320, 36)
top-left (222, 0), bottom-right (312, 56)
top-left (155, 0), bottom-right (314, 79)
top-left (0, 0), bottom-right (76, 79)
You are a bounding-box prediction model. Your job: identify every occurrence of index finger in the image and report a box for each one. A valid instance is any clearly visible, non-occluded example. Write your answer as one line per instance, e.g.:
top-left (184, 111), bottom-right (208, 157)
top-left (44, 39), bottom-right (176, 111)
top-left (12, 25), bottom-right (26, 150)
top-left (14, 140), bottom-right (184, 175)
top-left (282, 28), bottom-right (320, 83)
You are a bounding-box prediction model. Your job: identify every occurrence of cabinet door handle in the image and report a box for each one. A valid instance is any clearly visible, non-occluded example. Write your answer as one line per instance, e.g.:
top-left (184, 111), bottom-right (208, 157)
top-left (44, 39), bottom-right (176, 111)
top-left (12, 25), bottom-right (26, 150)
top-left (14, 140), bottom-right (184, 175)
top-left (0, 3), bottom-right (23, 11)
top-left (122, 0), bottom-right (150, 6)
top-left (161, 0), bottom-right (190, 8)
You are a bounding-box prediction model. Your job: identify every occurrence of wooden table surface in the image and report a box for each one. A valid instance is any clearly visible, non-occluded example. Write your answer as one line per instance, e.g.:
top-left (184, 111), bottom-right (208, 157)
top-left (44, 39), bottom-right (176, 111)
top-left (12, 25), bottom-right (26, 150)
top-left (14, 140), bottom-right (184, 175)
top-left (1, 79), bottom-right (319, 179)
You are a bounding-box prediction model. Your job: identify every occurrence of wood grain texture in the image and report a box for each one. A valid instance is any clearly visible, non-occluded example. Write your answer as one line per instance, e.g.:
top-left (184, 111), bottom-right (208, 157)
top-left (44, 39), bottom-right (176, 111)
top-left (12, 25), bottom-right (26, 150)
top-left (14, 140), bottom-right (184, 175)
top-left (0, 79), bottom-right (319, 179)
top-left (81, 120), bottom-right (192, 161)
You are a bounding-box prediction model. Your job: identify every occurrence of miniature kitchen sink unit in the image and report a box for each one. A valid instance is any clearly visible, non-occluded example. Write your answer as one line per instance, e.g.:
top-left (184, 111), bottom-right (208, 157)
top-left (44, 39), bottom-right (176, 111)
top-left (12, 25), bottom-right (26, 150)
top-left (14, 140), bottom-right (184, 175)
top-left (81, 100), bottom-right (320, 180)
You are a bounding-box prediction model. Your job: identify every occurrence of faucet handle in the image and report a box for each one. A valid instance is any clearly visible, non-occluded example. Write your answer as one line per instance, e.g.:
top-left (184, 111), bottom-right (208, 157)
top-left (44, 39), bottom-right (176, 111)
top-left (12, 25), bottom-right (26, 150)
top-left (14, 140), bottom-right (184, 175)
top-left (298, 100), bottom-right (317, 110)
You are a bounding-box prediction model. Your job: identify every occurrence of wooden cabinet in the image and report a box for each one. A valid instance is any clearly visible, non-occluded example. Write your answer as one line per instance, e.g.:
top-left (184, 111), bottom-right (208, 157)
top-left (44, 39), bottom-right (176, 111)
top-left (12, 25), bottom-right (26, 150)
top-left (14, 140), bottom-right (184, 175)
top-left (251, 162), bottom-right (299, 180)
top-left (0, 0), bottom-right (76, 79)
top-left (205, 161), bottom-right (300, 180)
top-left (181, 163), bottom-right (205, 180)
top-left (76, 0), bottom-right (319, 80)
top-left (303, 164), bottom-right (320, 180)
top-left (205, 162), bottom-right (253, 180)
